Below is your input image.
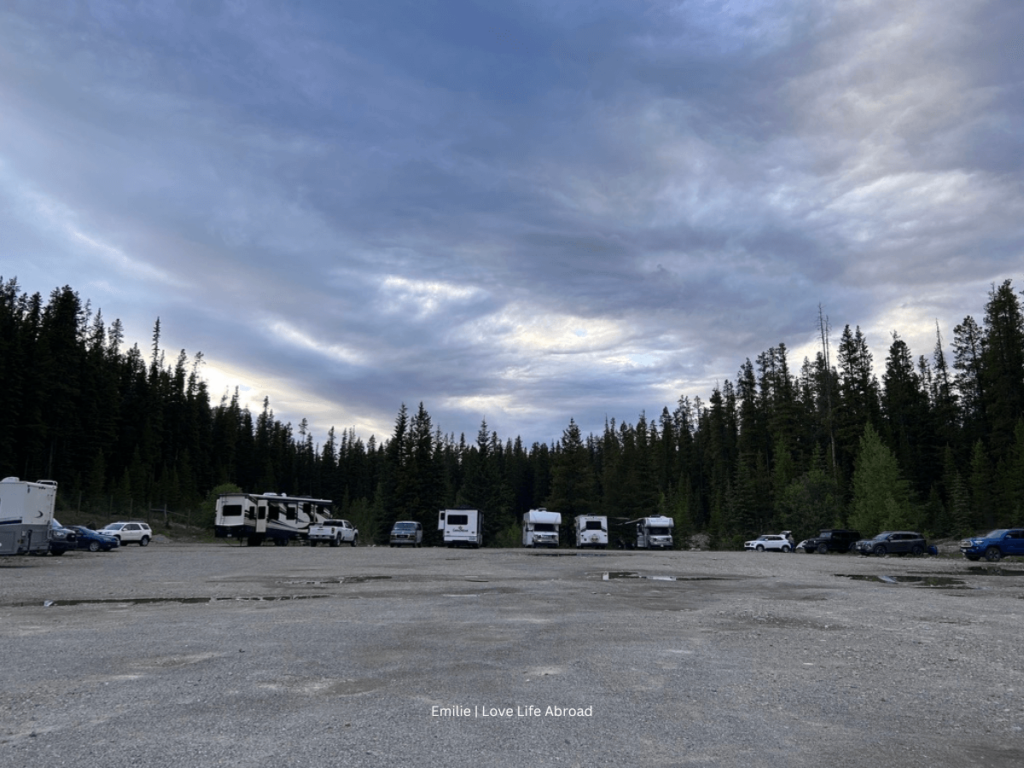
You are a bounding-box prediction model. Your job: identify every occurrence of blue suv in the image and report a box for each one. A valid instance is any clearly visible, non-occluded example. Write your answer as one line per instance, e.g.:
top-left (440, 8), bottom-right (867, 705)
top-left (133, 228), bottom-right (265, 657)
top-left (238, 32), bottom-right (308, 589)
top-left (960, 529), bottom-right (1024, 562)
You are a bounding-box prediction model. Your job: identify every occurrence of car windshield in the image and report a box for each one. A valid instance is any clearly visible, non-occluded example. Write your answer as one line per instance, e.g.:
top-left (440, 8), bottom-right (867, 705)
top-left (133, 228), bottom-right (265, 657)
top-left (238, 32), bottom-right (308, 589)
top-left (872, 532), bottom-right (892, 540)
top-left (394, 523), bottom-right (416, 530)
top-left (983, 529), bottom-right (1008, 539)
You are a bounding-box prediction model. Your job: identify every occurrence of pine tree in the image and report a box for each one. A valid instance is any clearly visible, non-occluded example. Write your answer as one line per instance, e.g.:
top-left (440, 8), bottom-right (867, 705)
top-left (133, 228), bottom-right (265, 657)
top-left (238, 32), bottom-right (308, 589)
top-left (849, 423), bottom-right (916, 534)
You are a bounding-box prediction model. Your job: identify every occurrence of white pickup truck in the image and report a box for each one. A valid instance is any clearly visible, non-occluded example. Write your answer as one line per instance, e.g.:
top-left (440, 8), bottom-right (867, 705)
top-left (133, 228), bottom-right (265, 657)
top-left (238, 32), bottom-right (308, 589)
top-left (307, 519), bottom-right (358, 547)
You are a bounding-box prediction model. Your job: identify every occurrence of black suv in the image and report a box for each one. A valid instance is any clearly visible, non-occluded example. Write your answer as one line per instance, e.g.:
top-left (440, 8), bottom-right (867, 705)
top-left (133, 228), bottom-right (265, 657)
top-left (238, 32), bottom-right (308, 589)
top-left (798, 529), bottom-right (861, 554)
top-left (855, 531), bottom-right (927, 557)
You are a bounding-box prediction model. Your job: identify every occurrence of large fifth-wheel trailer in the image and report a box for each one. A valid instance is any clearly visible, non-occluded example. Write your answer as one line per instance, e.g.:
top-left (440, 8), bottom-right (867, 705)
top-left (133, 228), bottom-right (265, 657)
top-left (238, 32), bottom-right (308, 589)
top-left (215, 491), bottom-right (333, 547)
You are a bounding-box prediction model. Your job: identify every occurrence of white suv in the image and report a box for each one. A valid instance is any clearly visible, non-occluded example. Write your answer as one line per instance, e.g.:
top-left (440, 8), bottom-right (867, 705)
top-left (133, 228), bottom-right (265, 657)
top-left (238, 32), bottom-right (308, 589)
top-left (98, 521), bottom-right (153, 546)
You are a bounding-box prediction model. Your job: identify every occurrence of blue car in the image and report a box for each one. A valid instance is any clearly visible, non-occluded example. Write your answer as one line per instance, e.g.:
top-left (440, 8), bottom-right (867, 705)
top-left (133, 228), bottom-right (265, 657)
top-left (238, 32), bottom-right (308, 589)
top-left (69, 525), bottom-right (120, 552)
top-left (960, 529), bottom-right (1024, 562)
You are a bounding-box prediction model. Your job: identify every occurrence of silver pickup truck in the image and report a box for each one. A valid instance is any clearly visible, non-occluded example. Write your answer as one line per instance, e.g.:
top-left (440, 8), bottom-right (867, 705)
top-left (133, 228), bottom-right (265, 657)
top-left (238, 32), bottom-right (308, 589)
top-left (307, 519), bottom-right (358, 547)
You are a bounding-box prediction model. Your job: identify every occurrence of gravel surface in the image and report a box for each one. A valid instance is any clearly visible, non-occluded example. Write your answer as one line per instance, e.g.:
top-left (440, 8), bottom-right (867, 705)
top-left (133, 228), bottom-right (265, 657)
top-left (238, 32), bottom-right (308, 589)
top-left (1, 543), bottom-right (1022, 767)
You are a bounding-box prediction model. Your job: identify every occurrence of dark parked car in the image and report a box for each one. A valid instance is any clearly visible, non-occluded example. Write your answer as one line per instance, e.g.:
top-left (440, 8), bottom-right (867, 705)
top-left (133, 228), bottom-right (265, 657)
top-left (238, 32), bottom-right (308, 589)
top-left (47, 519), bottom-right (79, 555)
top-left (797, 529), bottom-right (861, 554)
top-left (960, 529), bottom-right (1024, 562)
top-left (855, 531), bottom-right (927, 557)
top-left (69, 526), bottom-right (120, 552)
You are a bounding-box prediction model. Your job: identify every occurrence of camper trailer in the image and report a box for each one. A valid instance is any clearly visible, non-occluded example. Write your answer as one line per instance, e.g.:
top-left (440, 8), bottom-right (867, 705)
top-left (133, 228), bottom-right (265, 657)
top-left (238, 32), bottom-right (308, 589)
top-left (438, 509), bottom-right (483, 548)
top-left (522, 509), bottom-right (562, 548)
top-left (574, 515), bottom-right (608, 549)
top-left (0, 477), bottom-right (59, 556)
top-left (216, 491), bottom-right (333, 546)
top-left (630, 516), bottom-right (674, 550)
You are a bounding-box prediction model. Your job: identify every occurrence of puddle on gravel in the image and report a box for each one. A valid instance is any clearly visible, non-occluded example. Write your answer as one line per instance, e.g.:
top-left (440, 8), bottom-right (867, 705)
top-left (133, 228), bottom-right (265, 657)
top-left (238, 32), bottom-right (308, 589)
top-left (277, 575), bottom-right (392, 585)
top-left (839, 574), bottom-right (970, 588)
top-left (598, 572), bottom-right (731, 582)
top-left (964, 567), bottom-right (1024, 577)
top-left (30, 595), bottom-right (332, 607)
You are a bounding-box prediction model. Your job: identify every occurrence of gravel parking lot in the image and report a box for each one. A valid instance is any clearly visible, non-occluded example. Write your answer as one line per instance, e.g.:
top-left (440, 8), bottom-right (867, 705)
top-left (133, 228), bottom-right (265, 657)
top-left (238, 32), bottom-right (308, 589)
top-left (2, 543), bottom-right (1022, 767)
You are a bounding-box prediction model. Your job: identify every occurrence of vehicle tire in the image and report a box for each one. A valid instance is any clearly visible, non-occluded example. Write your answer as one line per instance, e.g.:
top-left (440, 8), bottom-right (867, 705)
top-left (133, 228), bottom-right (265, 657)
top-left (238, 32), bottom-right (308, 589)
top-left (139, 536), bottom-right (150, 547)
top-left (985, 547), bottom-right (1002, 562)
top-left (781, 545), bottom-right (791, 553)
top-left (756, 544), bottom-right (765, 552)
top-left (88, 540), bottom-right (100, 552)
top-left (911, 545), bottom-right (923, 556)
top-left (350, 536), bottom-right (357, 547)
top-left (817, 543), bottom-right (829, 554)
top-left (873, 545), bottom-right (886, 556)
top-left (330, 536), bottom-right (340, 548)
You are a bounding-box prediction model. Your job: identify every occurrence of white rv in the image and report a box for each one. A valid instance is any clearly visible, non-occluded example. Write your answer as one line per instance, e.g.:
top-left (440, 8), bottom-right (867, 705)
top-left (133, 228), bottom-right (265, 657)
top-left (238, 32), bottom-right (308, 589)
top-left (216, 491), bottom-right (333, 546)
top-left (522, 509), bottom-right (562, 548)
top-left (438, 509), bottom-right (483, 548)
top-left (629, 516), bottom-right (674, 549)
top-left (574, 515), bottom-right (608, 549)
top-left (0, 477), bottom-right (59, 556)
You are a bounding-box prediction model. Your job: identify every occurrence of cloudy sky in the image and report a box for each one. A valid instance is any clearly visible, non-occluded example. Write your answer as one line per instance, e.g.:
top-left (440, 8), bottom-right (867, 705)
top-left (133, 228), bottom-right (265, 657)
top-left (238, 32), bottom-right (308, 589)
top-left (2, 1), bottom-right (1022, 446)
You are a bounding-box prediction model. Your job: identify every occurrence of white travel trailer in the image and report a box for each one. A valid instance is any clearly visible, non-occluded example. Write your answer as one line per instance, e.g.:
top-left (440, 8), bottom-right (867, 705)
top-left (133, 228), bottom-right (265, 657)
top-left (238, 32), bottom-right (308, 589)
top-left (522, 509), bottom-right (562, 548)
top-left (574, 515), bottom-right (608, 549)
top-left (438, 509), bottom-right (483, 548)
top-left (0, 477), bottom-right (59, 556)
top-left (216, 491), bottom-right (333, 546)
top-left (628, 516), bottom-right (674, 550)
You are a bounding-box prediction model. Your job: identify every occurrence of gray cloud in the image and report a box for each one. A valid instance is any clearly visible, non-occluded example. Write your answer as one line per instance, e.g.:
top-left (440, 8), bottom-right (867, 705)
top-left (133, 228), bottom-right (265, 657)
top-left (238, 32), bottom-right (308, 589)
top-left (2, 0), bottom-right (1021, 444)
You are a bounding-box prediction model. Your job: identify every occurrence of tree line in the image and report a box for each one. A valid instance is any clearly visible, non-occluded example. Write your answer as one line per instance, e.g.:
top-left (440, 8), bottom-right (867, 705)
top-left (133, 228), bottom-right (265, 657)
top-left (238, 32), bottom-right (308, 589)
top-left (2, 275), bottom-right (1022, 547)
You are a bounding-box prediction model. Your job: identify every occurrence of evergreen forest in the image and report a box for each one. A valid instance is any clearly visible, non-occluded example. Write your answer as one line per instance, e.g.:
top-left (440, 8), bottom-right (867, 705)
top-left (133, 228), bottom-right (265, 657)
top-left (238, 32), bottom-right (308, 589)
top-left (2, 275), bottom-right (1023, 548)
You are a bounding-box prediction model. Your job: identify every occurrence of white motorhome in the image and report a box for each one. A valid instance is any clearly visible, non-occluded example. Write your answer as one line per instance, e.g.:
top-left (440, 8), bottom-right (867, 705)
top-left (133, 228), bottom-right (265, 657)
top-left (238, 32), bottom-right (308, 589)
top-left (522, 509), bottom-right (562, 548)
top-left (574, 515), bottom-right (608, 549)
top-left (216, 491), bottom-right (333, 546)
top-left (0, 477), bottom-right (59, 556)
top-left (438, 509), bottom-right (483, 548)
top-left (628, 516), bottom-right (674, 550)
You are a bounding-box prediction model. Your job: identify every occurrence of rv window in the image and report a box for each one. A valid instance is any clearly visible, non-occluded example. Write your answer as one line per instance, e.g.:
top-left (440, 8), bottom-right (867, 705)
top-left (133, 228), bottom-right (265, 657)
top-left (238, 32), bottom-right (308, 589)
top-left (221, 504), bottom-right (242, 517)
top-left (286, 504), bottom-right (297, 521)
top-left (584, 520), bottom-right (603, 530)
top-left (257, 508), bottom-right (266, 520)
top-left (447, 514), bottom-right (469, 525)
